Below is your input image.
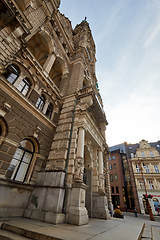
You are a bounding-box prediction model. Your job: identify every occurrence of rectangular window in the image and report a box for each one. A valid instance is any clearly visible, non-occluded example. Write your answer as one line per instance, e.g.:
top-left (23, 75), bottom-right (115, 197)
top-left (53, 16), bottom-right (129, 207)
top-left (109, 164), bottom-right (112, 170)
top-left (110, 174), bottom-right (113, 182)
top-left (136, 164), bottom-right (140, 173)
top-left (115, 175), bottom-right (118, 181)
top-left (148, 180), bottom-right (154, 189)
top-left (143, 164), bottom-right (150, 173)
top-left (154, 165), bottom-right (159, 173)
top-left (116, 186), bottom-right (119, 193)
top-left (139, 181), bottom-right (144, 189)
top-left (112, 156), bottom-right (116, 160)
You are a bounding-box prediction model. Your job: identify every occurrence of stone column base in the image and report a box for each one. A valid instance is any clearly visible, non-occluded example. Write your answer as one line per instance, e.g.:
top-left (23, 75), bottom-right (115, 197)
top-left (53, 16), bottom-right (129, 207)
top-left (67, 206), bottom-right (88, 225)
top-left (92, 193), bottom-right (111, 219)
top-left (67, 181), bottom-right (89, 225)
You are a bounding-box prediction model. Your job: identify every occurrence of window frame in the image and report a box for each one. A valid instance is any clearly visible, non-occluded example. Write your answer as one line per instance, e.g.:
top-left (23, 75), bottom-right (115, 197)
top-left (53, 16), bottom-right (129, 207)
top-left (4, 64), bottom-right (20, 84)
top-left (8, 139), bottom-right (35, 183)
top-left (16, 77), bottom-right (31, 96)
top-left (36, 95), bottom-right (46, 111)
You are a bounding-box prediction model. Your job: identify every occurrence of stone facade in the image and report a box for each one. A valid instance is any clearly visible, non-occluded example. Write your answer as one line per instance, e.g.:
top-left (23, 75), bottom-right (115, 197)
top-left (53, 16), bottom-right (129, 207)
top-left (0, 0), bottom-right (110, 225)
top-left (108, 140), bottom-right (160, 215)
top-left (108, 145), bottom-right (139, 212)
top-left (130, 140), bottom-right (160, 215)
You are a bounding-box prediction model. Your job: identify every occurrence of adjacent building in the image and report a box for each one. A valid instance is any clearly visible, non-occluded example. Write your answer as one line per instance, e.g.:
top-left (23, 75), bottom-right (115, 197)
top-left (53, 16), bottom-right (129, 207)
top-left (0, 0), bottom-right (111, 225)
top-left (108, 144), bottom-right (139, 212)
top-left (130, 140), bottom-right (160, 215)
top-left (108, 140), bottom-right (160, 215)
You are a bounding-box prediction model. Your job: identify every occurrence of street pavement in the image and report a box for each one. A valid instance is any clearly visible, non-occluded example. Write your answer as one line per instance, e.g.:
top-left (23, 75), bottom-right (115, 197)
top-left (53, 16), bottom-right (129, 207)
top-left (0, 214), bottom-right (160, 240)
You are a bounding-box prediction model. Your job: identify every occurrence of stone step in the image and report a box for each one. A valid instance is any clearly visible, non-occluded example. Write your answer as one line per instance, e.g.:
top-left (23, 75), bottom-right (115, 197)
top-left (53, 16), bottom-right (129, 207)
top-left (0, 229), bottom-right (32, 240)
top-left (1, 223), bottom-right (63, 240)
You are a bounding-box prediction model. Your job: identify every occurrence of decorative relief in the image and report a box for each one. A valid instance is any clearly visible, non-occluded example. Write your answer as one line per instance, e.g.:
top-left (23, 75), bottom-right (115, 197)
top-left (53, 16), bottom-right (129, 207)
top-left (57, 11), bottom-right (73, 46)
top-left (77, 95), bottom-right (93, 111)
top-left (74, 157), bottom-right (84, 182)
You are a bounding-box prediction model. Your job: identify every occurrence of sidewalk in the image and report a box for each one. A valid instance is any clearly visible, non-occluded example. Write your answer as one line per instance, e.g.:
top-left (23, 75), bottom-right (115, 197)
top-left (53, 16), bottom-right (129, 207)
top-left (0, 215), bottom-right (145, 240)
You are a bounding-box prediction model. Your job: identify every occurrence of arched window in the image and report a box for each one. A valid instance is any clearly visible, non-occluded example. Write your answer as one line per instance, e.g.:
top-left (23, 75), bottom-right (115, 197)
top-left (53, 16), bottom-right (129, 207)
top-left (6, 139), bottom-right (34, 182)
top-left (36, 95), bottom-right (45, 111)
top-left (4, 64), bottom-right (20, 84)
top-left (46, 103), bottom-right (53, 119)
top-left (16, 77), bottom-right (31, 96)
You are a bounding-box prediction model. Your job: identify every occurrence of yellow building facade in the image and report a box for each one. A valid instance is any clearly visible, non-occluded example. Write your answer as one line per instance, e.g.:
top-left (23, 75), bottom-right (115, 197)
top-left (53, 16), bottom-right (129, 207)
top-left (131, 140), bottom-right (160, 214)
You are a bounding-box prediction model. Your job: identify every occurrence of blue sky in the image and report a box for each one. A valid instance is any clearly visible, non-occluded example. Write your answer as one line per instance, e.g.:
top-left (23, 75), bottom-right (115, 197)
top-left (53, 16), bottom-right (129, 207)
top-left (60, 0), bottom-right (160, 146)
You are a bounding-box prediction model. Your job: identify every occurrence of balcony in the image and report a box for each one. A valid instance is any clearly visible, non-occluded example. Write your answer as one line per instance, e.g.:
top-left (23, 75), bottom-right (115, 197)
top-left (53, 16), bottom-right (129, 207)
top-left (78, 86), bottom-right (108, 124)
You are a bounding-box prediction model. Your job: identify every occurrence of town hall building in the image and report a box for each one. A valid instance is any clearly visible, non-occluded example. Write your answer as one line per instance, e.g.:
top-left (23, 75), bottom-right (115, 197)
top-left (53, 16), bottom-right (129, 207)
top-left (0, 0), bottom-right (111, 225)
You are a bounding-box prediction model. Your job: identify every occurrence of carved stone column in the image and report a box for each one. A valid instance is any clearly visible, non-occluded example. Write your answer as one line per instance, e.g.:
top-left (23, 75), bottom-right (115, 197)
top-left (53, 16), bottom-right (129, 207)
top-left (74, 127), bottom-right (85, 181)
top-left (98, 149), bottom-right (104, 190)
top-left (77, 127), bottom-right (85, 159)
top-left (92, 148), bottom-right (110, 219)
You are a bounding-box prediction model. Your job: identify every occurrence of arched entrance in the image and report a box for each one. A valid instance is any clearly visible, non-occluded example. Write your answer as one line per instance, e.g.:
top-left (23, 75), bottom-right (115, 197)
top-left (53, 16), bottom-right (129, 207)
top-left (83, 145), bottom-right (93, 217)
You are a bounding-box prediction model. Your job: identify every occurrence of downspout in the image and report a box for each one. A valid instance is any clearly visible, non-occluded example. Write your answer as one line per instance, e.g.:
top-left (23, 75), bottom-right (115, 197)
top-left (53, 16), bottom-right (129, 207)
top-left (62, 97), bottom-right (78, 213)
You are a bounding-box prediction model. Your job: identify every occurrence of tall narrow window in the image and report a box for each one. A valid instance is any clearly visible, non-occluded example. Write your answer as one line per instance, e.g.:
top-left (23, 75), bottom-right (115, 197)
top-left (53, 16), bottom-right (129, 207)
top-left (148, 180), bottom-right (154, 189)
top-left (143, 164), bottom-right (150, 173)
top-left (16, 77), bottom-right (31, 96)
top-left (6, 139), bottom-right (34, 182)
top-left (4, 64), bottom-right (20, 84)
top-left (46, 103), bottom-right (53, 119)
top-left (154, 165), bottom-right (159, 173)
top-left (139, 181), bottom-right (144, 189)
top-left (109, 164), bottom-right (112, 170)
top-left (116, 186), bottom-right (119, 193)
top-left (136, 164), bottom-right (140, 173)
top-left (36, 95), bottom-right (46, 111)
top-left (36, 95), bottom-right (45, 111)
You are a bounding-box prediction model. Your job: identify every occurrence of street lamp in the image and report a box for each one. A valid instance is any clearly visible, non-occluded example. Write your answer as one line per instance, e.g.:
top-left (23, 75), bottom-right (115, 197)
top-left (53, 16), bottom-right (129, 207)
top-left (138, 157), bottom-right (155, 221)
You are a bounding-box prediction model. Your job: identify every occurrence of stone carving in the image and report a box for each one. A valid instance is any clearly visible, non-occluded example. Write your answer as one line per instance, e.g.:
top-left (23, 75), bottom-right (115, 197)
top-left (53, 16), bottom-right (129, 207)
top-left (74, 158), bottom-right (84, 182)
top-left (57, 11), bottom-right (73, 46)
top-left (77, 95), bottom-right (93, 111)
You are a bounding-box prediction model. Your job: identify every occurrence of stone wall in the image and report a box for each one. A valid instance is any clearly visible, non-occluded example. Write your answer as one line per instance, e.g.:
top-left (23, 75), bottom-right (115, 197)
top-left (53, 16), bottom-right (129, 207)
top-left (0, 178), bottom-right (33, 218)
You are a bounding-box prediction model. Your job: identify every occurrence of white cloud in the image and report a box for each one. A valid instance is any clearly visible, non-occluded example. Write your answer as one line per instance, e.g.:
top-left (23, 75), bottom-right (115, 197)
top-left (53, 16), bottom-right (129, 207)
top-left (144, 21), bottom-right (160, 48)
